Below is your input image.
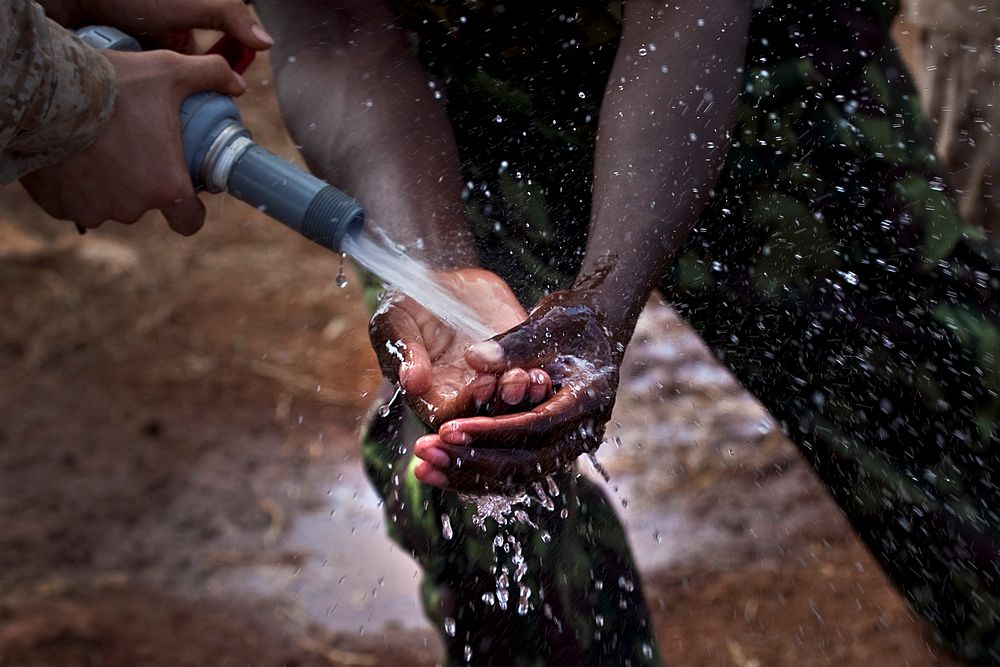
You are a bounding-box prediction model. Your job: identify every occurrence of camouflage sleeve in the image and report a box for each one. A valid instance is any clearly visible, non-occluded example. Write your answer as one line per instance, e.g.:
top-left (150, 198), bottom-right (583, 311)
top-left (0, 0), bottom-right (118, 184)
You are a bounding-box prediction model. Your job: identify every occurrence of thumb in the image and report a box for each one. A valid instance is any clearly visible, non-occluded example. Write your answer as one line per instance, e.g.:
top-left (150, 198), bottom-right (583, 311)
top-left (174, 53), bottom-right (247, 98)
top-left (465, 322), bottom-right (554, 373)
top-left (369, 305), bottom-right (433, 395)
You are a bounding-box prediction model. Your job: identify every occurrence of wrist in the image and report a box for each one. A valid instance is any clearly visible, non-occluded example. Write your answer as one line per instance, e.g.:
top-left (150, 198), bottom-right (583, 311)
top-left (569, 256), bottom-right (645, 343)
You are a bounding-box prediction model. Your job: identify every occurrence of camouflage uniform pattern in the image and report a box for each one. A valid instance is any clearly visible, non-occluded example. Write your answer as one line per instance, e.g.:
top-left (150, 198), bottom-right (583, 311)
top-left (1, 0), bottom-right (118, 184)
top-left (362, 1), bottom-right (1000, 664)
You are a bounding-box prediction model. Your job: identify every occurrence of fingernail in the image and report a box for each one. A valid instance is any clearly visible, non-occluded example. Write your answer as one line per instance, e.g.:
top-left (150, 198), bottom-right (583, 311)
top-left (252, 24), bottom-right (275, 46)
top-left (473, 386), bottom-right (492, 408)
top-left (500, 385), bottom-right (521, 405)
top-left (441, 429), bottom-right (471, 445)
top-left (234, 72), bottom-right (248, 90)
top-left (469, 341), bottom-right (504, 364)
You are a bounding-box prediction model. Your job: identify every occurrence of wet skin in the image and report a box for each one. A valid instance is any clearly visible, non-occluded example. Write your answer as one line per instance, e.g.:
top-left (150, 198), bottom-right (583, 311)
top-left (413, 291), bottom-right (619, 492)
top-left (412, 1), bottom-right (753, 491)
top-left (256, 0), bottom-right (752, 492)
top-left (370, 268), bottom-right (553, 444)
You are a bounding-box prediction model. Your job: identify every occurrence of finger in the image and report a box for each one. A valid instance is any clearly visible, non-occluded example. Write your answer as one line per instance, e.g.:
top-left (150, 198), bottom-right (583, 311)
top-left (160, 186), bottom-right (206, 235)
top-left (414, 434), bottom-right (451, 467)
top-left (416, 443), bottom-right (566, 492)
top-left (20, 172), bottom-right (70, 223)
top-left (527, 369), bottom-right (552, 404)
top-left (174, 52), bottom-right (247, 97)
top-left (414, 461), bottom-right (451, 488)
top-left (498, 368), bottom-right (530, 406)
top-left (438, 386), bottom-right (588, 447)
top-left (206, 0), bottom-right (275, 50)
top-left (468, 374), bottom-right (497, 409)
top-left (466, 321), bottom-right (557, 373)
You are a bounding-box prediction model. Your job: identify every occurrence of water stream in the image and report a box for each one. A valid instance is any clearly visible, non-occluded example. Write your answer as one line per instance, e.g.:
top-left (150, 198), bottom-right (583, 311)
top-left (341, 231), bottom-right (497, 342)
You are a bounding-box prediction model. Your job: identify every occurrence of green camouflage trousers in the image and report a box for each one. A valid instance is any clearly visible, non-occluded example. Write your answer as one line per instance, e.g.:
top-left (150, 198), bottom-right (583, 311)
top-left (362, 1), bottom-right (1000, 664)
top-left (363, 404), bottom-right (658, 666)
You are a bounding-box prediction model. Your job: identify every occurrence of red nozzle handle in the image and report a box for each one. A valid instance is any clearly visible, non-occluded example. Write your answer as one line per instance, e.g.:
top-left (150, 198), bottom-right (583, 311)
top-left (207, 34), bottom-right (256, 74)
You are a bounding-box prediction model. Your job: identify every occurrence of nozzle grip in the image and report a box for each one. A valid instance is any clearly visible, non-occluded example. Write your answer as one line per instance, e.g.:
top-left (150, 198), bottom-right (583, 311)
top-left (227, 145), bottom-right (364, 253)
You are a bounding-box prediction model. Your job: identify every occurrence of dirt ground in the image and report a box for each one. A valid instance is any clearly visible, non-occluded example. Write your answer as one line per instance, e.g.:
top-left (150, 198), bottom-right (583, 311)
top-left (0, 26), bottom-right (967, 667)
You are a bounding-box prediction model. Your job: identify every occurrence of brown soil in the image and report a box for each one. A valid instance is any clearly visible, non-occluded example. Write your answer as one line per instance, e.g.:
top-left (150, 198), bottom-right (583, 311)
top-left (0, 23), bottom-right (967, 667)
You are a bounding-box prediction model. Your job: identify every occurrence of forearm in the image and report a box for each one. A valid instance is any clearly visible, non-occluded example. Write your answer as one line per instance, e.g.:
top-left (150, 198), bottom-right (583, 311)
top-left (578, 0), bottom-right (751, 335)
top-left (256, 0), bottom-right (476, 268)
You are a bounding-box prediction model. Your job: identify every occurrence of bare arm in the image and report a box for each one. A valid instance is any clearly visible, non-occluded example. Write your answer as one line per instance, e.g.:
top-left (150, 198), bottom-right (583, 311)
top-left (418, 0), bottom-right (754, 490)
top-left (255, 0), bottom-right (477, 267)
top-left (580, 0), bottom-right (752, 336)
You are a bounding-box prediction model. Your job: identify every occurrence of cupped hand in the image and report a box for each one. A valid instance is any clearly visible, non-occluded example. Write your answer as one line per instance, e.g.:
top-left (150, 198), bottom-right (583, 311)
top-left (44, 0), bottom-right (274, 52)
top-left (21, 49), bottom-right (247, 234)
top-left (369, 268), bottom-right (553, 428)
top-left (411, 290), bottom-right (622, 492)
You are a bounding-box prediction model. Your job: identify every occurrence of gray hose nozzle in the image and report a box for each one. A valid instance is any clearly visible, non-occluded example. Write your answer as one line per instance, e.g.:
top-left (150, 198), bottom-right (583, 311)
top-left (75, 25), bottom-right (365, 254)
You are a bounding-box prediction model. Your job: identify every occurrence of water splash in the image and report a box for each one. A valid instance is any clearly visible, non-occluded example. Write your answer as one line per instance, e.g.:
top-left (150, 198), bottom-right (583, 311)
top-left (457, 480), bottom-right (571, 620)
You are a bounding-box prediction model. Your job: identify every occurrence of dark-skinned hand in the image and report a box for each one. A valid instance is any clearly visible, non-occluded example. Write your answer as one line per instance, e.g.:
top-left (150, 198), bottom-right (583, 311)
top-left (412, 290), bottom-right (621, 492)
top-left (370, 268), bottom-right (553, 436)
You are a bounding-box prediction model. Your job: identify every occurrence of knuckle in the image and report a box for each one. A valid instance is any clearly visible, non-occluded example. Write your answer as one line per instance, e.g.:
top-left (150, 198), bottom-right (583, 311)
top-left (210, 0), bottom-right (242, 24)
top-left (157, 49), bottom-right (187, 70)
top-left (117, 207), bottom-right (145, 225)
top-left (177, 220), bottom-right (203, 237)
top-left (203, 53), bottom-right (231, 75)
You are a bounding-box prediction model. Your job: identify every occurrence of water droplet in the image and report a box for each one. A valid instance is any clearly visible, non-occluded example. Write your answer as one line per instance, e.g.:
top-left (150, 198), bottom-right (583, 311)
top-left (642, 643), bottom-right (654, 659)
top-left (517, 585), bottom-right (531, 615)
top-left (335, 254), bottom-right (348, 288)
top-left (464, 644), bottom-right (472, 662)
top-left (444, 617), bottom-right (456, 637)
top-left (378, 384), bottom-right (404, 417)
top-left (545, 475), bottom-right (560, 497)
top-left (638, 47), bottom-right (648, 56)
top-left (540, 531), bottom-right (552, 543)
top-left (441, 513), bottom-right (453, 540)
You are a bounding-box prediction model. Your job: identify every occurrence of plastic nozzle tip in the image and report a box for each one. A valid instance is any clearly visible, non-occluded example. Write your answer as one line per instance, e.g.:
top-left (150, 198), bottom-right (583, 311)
top-left (301, 185), bottom-right (366, 253)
